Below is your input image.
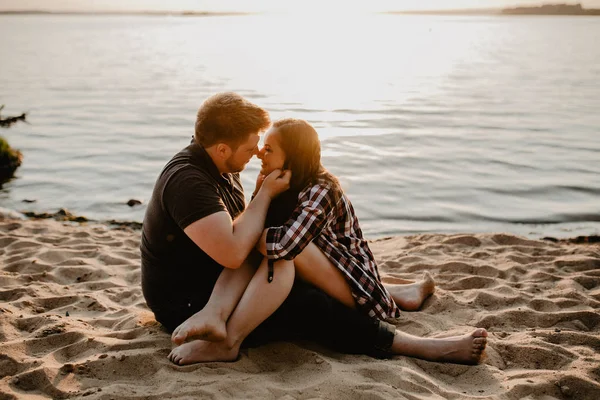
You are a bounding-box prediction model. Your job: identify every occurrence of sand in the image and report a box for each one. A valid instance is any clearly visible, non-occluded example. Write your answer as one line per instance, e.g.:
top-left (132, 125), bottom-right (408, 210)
top-left (1, 217), bottom-right (599, 400)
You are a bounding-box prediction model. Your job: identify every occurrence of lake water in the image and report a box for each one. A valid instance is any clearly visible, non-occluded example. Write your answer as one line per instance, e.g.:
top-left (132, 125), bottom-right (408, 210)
top-left (1, 14), bottom-right (599, 239)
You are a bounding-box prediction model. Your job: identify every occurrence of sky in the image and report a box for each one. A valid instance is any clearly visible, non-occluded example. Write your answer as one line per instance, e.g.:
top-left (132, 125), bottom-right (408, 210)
top-left (1, 0), bottom-right (600, 13)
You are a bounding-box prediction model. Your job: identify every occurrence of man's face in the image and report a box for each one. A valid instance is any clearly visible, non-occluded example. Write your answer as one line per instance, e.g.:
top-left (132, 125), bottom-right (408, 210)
top-left (224, 133), bottom-right (260, 173)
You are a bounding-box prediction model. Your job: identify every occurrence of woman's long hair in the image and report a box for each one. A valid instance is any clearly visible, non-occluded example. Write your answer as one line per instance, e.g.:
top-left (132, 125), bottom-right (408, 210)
top-left (272, 118), bottom-right (341, 196)
top-left (265, 118), bottom-right (341, 228)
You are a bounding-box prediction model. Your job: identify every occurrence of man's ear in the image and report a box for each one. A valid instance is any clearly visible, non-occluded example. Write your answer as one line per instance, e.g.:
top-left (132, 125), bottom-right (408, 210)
top-left (215, 143), bottom-right (232, 160)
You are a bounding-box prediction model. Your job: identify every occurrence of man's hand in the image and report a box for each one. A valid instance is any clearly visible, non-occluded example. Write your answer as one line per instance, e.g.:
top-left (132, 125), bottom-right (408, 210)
top-left (259, 169), bottom-right (291, 199)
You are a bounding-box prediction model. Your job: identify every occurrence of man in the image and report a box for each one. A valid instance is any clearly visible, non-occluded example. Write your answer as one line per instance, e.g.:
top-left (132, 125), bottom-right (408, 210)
top-left (142, 92), bottom-right (487, 366)
top-left (141, 92), bottom-right (288, 334)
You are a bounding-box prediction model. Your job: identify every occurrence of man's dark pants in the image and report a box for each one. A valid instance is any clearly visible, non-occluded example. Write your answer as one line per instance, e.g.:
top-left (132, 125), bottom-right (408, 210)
top-left (152, 278), bottom-right (396, 358)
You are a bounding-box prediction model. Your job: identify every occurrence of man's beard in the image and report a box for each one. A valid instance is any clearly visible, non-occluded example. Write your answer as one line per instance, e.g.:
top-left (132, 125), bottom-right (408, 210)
top-left (225, 157), bottom-right (245, 174)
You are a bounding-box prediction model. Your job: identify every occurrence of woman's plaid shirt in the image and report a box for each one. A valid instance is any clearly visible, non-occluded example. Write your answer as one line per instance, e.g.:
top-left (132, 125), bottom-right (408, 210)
top-left (265, 179), bottom-right (400, 320)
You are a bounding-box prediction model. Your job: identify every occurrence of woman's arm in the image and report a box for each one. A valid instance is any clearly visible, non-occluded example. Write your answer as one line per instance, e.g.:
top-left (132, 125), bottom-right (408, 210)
top-left (258, 183), bottom-right (335, 261)
top-left (256, 229), bottom-right (268, 256)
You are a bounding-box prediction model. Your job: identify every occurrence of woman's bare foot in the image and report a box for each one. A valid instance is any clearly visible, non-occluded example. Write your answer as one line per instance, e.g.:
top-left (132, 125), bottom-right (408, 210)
top-left (392, 328), bottom-right (488, 365)
top-left (168, 339), bottom-right (239, 365)
top-left (385, 272), bottom-right (435, 311)
top-left (171, 309), bottom-right (227, 345)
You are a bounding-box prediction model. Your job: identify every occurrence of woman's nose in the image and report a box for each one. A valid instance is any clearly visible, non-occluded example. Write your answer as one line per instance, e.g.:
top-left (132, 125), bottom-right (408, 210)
top-left (257, 147), bottom-right (265, 159)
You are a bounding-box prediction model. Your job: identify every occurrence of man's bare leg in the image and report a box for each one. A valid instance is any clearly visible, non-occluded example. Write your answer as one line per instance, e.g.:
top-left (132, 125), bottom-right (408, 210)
top-left (169, 258), bottom-right (295, 365)
top-left (171, 253), bottom-right (260, 344)
top-left (391, 328), bottom-right (488, 365)
top-left (384, 272), bottom-right (435, 311)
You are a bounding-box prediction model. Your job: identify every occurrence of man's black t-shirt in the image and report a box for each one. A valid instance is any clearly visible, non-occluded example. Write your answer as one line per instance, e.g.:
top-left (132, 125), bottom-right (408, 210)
top-left (141, 141), bottom-right (245, 317)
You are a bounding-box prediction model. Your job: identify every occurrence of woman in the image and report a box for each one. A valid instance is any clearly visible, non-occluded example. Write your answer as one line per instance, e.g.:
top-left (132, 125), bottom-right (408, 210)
top-left (168, 119), bottom-right (487, 366)
top-left (254, 118), bottom-right (434, 318)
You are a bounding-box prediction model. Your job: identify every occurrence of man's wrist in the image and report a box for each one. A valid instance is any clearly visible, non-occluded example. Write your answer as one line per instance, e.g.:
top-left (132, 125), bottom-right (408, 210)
top-left (253, 188), bottom-right (271, 202)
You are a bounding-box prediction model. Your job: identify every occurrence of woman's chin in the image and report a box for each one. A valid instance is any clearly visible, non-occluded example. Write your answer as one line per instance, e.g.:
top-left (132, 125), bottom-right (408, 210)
top-left (260, 167), bottom-right (275, 176)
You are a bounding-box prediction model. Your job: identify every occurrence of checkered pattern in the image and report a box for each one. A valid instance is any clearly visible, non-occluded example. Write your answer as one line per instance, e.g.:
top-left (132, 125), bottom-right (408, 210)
top-left (266, 179), bottom-right (400, 320)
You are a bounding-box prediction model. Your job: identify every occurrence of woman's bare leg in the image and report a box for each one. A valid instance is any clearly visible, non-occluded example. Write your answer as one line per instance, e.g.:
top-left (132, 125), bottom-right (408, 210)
top-left (169, 258), bottom-right (295, 365)
top-left (391, 328), bottom-right (488, 364)
top-left (171, 253), bottom-right (260, 344)
top-left (384, 272), bottom-right (435, 311)
top-left (292, 241), bottom-right (356, 309)
top-left (293, 242), bottom-right (435, 311)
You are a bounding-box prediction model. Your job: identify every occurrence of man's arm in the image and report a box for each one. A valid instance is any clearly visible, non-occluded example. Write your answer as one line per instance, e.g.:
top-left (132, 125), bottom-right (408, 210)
top-left (184, 169), bottom-right (291, 269)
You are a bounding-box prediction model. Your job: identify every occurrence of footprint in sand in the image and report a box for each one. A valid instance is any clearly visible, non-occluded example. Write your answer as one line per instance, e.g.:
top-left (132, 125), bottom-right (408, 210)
top-left (490, 234), bottom-right (545, 248)
top-left (442, 235), bottom-right (482, 247)
top-left (478, 309), bottom-right (600, 331)
top-left (0, 354), bottom-right (26, 379)
top-left (495, 341), bottom-right (577, 370)
top-left (443, 276), bottom-right (498, 291)
top-left (0, 222), bottom-right (22, 232)
top-left (0, 287), bottom-right (35, 302)
top-left (10, 368), bottom-right (69, 399)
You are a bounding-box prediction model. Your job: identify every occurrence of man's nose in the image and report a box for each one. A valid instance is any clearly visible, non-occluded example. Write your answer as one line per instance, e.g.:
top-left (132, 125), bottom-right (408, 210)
top-left (256, 147), bottom-right (265, 159)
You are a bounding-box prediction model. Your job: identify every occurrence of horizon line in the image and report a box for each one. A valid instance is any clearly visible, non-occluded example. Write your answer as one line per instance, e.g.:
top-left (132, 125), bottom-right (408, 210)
top-left (1, 5), bottom-right (599, 17)
top-left (0, 8), bottom-right (506, 16)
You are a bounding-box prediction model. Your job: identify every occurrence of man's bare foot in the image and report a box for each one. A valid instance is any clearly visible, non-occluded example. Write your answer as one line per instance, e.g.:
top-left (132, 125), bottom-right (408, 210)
top-left (427, 328), bottom-right (488, 364)
top-left (171, 309), bottom-right (227, 345)
top-left (393, 328), bottom-right (488, 365)
top-left (384, 272), bottom-right (435, 311)
top-left (168, 339), bottom-right (239, 365)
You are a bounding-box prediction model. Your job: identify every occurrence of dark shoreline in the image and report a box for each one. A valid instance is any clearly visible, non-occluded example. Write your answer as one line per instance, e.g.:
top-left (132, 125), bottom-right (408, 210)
top-left (18, 208), bottom-right (143, 230)
top-left (5, 208), bottom-right (599, 244)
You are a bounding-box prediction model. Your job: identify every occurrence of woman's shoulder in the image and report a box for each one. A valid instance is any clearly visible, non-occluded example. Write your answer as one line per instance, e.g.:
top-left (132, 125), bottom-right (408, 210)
top-left (301, 178), bottom-right (333, 195)
top-left (299, 175), bottom-right (345, 205)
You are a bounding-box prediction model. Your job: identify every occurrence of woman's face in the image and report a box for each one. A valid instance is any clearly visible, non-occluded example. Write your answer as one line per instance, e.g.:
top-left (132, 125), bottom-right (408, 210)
top-left (258, 128), bottom-right (286, 176)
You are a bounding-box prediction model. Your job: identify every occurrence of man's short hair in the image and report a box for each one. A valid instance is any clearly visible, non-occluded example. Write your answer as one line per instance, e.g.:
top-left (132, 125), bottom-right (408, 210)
top-left (195, 92), bottom-right (270, 149)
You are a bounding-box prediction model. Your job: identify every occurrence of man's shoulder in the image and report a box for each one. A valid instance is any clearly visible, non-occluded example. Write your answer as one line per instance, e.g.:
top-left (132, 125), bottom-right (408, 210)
top-left (162, 164), bottom-right (215, 194)
top-left (162, 148), bottom-right (211, 182)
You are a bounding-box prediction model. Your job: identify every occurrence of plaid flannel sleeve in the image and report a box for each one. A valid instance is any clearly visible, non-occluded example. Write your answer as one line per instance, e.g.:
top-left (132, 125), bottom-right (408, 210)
top-left (265, 184), bottom-right (334, 261)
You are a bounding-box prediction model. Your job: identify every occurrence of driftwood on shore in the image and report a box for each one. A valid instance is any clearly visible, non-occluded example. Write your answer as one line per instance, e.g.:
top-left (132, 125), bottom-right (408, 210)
top-left (0, 105), bottom-right (25, 183)
top-left (0, 105), bottom-right (28, 128)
